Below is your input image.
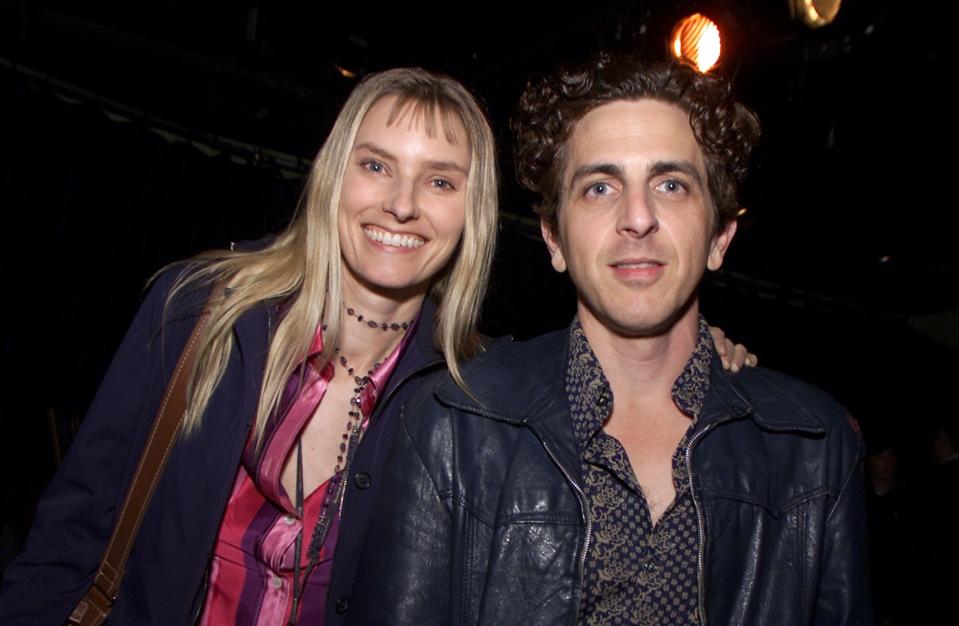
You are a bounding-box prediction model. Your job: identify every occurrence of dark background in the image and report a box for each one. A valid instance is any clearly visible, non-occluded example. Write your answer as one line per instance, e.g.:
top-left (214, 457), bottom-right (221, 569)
top-left (1, 0), bottom-right (956, 566)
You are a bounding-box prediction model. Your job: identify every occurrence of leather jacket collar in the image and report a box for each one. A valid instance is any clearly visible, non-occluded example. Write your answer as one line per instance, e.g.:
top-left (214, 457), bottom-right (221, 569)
top-left (435, 322), bottom-right (825, 436)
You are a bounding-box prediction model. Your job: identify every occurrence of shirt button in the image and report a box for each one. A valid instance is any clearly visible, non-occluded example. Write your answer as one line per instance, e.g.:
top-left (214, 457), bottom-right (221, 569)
top-left (271, 575), bottom-right (283, 589)
top-left (283, 514), bottom-right (296, 525)
top-left (354, 472), bottom-right (372, 490)
top-left (335, 597), bottom-right (350, 613)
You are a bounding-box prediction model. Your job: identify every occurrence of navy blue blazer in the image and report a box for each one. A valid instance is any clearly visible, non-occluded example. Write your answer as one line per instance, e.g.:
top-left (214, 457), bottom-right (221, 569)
top-left (0, 266), bottom-right (445, 624)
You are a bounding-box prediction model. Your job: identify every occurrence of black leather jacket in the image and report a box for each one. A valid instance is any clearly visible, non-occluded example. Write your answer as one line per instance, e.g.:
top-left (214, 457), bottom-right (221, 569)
top-left (355, 326), bottom-right (872, 625)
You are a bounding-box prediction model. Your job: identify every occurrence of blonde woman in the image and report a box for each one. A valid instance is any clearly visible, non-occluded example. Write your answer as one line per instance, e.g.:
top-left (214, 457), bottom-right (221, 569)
top-left (1, 67), bottom-right (497, 625)
top-left (0, 67), bottom-right (750, 625)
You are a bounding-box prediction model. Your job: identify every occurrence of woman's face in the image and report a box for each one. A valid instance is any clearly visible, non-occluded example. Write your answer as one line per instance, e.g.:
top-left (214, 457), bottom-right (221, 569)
top-left (337, 95), bottom-right (470, 306)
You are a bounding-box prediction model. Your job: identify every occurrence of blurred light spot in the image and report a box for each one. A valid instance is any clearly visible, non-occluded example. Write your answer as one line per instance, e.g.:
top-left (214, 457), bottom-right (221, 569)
top-left (790, 0), bottom-right (841, 29)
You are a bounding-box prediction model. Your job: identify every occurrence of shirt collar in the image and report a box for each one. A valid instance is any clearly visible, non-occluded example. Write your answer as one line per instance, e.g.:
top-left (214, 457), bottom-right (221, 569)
top-left (566, 315), bottom-right (715, 445)
top-left (566, 320), bottom-right (613, 446)
top-left (362, 314), bottom-right (419, 414)
top-left (671, 316), bottom-right (714, 421)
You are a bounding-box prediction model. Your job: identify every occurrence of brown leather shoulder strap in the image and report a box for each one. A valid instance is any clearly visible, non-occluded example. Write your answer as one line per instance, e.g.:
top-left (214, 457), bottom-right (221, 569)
top-left (69, 300), bottom-right (214, 626)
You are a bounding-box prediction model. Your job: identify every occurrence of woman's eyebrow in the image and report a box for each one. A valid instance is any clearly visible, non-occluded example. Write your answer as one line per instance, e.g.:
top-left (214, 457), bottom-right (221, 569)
top-left (354, 142), bottom-right (468, 175)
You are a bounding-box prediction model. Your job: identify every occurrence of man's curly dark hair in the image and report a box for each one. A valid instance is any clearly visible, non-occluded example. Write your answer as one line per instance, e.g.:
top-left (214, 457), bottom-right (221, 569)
top-left (512, 53), bottom-right (761, 229)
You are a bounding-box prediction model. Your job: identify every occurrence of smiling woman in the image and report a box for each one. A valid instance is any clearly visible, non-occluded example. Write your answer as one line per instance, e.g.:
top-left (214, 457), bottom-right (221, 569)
top-left (338, 95), bottom-right (471, 305)
top-left (0, 68), bottom-right (498, 626)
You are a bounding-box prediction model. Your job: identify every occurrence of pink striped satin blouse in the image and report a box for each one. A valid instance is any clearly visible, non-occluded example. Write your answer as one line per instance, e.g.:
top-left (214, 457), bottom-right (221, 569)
top-left (198, 322), bottom-right (409, 626)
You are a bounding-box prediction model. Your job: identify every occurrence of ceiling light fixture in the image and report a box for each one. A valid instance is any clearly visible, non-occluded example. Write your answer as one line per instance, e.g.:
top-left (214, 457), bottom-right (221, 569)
top-left (669, 13), bottom-right (722, 73)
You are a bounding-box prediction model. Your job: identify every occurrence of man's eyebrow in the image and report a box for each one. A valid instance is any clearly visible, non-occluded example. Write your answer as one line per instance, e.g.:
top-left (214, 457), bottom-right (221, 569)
top-left (648, 160), bottom-right (705, 187)
top-left (352, 142), bottom-right (468, 176)
top-left (568, 163), bottom-right (624, 189)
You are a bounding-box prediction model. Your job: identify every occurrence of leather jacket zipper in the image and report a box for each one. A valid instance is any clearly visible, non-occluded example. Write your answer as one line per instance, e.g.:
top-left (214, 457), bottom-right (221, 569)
top-left (539, 439), bottom-right (591, 626)
top-left (685, 422), bottom-right (714, 626)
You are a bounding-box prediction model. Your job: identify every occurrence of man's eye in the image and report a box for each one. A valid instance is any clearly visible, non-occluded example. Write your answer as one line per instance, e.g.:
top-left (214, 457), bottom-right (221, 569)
top-left (431, 178), bottom-right (455, 191)
top-left (657, 179), bottom-right (687, 194)
top-left (587, 182), bottom-right (610, 196)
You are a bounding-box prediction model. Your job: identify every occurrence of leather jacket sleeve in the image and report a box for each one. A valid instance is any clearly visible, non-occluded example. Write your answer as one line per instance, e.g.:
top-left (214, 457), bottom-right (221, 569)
top-left (351, 387), bottom-right (454, 625)
top-left (814, 413), bottom-right (871, 624)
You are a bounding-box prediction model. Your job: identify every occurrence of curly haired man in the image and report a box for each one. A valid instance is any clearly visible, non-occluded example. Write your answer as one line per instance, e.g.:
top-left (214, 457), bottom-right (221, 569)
top-left (356, 55), bottom-right (872, 626)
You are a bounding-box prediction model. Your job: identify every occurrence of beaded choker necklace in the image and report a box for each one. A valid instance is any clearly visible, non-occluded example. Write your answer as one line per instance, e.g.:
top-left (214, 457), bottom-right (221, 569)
top-left (344, 303), bottom-right (412, 332)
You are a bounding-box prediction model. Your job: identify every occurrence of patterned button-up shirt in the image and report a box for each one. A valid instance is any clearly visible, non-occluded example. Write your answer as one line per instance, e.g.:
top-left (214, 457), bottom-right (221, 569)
top-left (567, 317), bottom-right (713, 626)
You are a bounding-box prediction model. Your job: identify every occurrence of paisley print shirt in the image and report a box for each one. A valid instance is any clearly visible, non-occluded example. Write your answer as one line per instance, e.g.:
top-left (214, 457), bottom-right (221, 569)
top-left (567, 318), bottom-right (713, 626)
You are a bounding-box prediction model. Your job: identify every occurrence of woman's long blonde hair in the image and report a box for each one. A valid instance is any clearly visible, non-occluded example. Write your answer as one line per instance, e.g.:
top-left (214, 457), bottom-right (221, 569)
top-left (166, 68), bottom-right (498, 444)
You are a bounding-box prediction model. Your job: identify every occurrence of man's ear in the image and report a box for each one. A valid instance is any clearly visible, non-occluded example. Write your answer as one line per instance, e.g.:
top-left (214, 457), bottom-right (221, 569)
top-left (540, 217), bottom-right (567, 273)
top-left (707, 218), bottom-right (737, 271)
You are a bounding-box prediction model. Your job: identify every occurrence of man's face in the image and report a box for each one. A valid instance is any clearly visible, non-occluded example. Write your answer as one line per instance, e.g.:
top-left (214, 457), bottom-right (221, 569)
top-left (542, 98), bottom-right (736, 337)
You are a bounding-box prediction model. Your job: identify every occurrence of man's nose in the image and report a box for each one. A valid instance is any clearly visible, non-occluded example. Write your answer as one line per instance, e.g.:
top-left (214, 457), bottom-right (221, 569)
top-left (616, 188), bottom-right (659, 238)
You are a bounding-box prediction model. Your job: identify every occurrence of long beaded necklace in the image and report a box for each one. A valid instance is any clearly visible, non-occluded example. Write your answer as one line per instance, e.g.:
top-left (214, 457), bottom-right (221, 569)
top-left (286, 306), bottom-right (410, 625)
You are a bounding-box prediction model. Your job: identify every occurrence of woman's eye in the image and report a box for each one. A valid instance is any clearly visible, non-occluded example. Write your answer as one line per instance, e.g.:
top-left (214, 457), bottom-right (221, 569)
top-left (363, 159), bottom-right (385, 174)
top-left (431, 178), bottom-right (455, 191)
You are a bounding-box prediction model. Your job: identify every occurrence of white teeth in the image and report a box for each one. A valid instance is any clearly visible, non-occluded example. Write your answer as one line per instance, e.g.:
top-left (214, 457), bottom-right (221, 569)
top-left (363, 227), bottom-right (424, 249)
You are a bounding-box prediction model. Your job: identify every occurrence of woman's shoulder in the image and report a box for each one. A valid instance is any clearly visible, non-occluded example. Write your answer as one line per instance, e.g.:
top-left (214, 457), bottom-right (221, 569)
top-left (148, 234), bottom-right (280, 316)
top-left (142, 262), bottom-right (212, 323)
